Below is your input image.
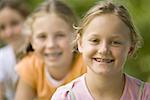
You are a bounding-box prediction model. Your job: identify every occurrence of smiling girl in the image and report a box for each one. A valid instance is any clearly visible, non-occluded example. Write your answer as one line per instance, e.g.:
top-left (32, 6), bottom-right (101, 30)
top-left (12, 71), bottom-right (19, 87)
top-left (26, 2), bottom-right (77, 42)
top-left (52, 1), bottom-right (150, 100)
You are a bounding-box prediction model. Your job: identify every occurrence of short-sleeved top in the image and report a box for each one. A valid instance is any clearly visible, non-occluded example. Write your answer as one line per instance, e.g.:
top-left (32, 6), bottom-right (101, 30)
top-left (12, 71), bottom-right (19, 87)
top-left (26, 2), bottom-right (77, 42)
top-left (15, 52), bottom-right (86, 100)
top-left (0, 45), bottom-right (18, 100)
top-left (52, 74), bottom-right (150, 100)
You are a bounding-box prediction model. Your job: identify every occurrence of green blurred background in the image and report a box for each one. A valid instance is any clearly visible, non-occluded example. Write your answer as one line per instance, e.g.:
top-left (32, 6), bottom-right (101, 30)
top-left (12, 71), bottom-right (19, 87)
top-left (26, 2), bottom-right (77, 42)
top-left (26, 0), bottom-right (150, 82)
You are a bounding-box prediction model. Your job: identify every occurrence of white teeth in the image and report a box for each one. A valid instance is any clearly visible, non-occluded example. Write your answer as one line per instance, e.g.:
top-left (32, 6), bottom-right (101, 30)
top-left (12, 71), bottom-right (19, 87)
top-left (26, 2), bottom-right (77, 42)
top-left (45, 52), bottom-right (62, 57)
top-left (94, 58), bottom-right (114, 63)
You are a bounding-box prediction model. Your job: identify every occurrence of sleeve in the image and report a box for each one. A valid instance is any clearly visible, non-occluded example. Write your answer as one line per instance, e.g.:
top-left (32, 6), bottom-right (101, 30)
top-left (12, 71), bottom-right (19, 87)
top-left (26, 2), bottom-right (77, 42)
top-left (142, 82), bottom-right (150, 100)
top-left (15, 56), bottom-right (37, 89)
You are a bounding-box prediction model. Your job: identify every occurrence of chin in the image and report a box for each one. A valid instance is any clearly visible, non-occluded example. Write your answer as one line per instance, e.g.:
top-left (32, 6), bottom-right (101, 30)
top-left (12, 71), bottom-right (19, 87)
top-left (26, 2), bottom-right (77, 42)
top-left (91, 68), bottom-right (111, 75)
top-left (45, 62), bottom-right (60, 68)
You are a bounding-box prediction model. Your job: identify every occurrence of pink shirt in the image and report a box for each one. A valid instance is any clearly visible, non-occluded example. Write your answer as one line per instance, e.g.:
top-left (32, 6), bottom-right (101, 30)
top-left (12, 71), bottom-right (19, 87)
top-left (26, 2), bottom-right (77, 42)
top-left (51, 74), bottom-right (150, 100)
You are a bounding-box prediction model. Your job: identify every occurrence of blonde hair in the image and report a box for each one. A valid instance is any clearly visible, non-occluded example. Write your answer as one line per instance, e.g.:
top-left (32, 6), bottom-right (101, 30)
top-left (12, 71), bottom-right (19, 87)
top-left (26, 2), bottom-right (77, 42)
top-left (74, 0), bottom-right (143, 56)
top-left (23, 0), bottom-right (77, 53)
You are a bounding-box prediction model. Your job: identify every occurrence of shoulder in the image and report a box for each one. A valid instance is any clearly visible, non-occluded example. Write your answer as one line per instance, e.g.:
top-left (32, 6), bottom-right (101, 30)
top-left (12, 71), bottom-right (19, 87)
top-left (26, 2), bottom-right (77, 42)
top-left (125, 74), bottom-right (142, 86)
top-left (0, 45), bottom-right (14, 64)
top-left (51, 75), bottom-right (85, 100)
top-left (15, 52), bottom-right (44, 77)
top-left (0, 45), bottom-right (16, 80)
top-left (15, 52), bottom-right (44, 88)
top-left (0, 45), bottom-right (12, 52)
top-left (18, 52), bottom-right (38, 62)
top-left (125, 74), bottom-right (150, 99)
top-left (126, 74), bottom-right (150, 87)
top-left (144, 82), bottom-right (150, 90)
top-left (16, 52), bottom-right (43, 69)
top-left (0, 45), bottom-right (14, 59)
top-left (142, 82), bottom-right (150, 99)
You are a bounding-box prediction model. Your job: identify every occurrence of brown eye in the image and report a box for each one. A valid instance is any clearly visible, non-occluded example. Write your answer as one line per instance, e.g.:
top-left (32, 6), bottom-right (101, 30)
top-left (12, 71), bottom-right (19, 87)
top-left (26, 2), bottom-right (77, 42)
top-left (92, 39), bottom-right (98, 42)
top-left (57, 33), bottom-right (66, 37)
top-left (36, 34), bottom-right (47, 41)
top-left (55, 32), bottom-right (66, 39)
top-left (11, 20), bottom-right (20, 27)
top-left (89, 38), bottom-right (99, 45)
top-left (0, 24), bottom-right (5, 31)
top-left (111, 41), bottom-right (122, 46)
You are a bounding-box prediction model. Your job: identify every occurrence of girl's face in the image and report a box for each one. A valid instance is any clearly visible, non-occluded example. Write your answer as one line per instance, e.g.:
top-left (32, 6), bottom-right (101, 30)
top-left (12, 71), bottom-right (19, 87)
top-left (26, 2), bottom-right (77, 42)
top-left (32, 13), bottom-right (73, 68)
top-left (0, 7), bottom-right (24, 43)
top-left (78, 14), bottom-right (132, 76)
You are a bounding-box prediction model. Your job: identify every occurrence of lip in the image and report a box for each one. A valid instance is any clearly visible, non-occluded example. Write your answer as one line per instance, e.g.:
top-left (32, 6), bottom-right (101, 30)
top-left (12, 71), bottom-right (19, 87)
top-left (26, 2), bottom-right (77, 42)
top-left (44, 52), bottom-right (62, 61)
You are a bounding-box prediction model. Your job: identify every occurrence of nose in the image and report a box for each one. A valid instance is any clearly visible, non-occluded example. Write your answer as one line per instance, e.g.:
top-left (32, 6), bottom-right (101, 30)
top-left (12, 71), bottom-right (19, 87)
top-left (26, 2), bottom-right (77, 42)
top-left (98, 41), bottom-right (109, 55)
top-left (45, 37), bottom-right (56, 48)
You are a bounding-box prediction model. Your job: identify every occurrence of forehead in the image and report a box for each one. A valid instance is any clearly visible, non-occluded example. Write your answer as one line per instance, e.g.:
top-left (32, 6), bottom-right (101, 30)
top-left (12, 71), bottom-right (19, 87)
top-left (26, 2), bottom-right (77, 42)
top-left (32, 13), bottom-right (72, 33)
top-left (0, 7), bottom-right (23, 22)
top-left (83, 13), bottom-right (131, 38)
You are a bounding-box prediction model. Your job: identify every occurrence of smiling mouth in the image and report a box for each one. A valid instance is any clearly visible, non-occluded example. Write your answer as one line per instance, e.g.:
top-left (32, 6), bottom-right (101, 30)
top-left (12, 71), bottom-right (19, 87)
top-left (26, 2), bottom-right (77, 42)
top-left (45, 52), bottom-right (62, 58)
top-left (93, 58), bottom-right (115, 63)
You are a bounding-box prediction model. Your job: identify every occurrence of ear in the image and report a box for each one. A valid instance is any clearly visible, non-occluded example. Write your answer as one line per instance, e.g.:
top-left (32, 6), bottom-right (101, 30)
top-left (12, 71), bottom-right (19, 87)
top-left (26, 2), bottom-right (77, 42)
top-left (77, 35), bottom-right (83, 53)
top-left (30, 36), bottom-right (36, 50)
top-left (128, 46), bottom-right (134, 56)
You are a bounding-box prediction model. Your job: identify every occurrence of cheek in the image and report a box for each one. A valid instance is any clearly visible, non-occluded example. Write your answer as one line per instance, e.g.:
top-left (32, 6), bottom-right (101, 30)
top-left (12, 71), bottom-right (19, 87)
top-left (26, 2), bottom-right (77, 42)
top-left (14, 25), bottom-right (22, 35)
top-left (32, 39), bottom-right (44, 52)
top-left (113, 47), bottom-right (129, 63)
top-left (82, 44), bottom-right (96, 58)
top-left (0, 33), bottom-right (5, 38)
top-left (34, 46), bottom-right (45, 58)
top-left (59, 38), bottom-right (72, 50)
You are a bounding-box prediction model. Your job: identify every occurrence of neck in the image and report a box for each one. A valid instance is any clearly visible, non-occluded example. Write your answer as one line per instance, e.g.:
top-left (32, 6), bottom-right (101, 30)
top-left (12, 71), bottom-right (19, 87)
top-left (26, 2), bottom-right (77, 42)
top-left (85, 69), bottom-right (125, 100)
top-left (47, 66), bottom-right (71, 81)
top-left (46, 56), bottom-right (74, 81)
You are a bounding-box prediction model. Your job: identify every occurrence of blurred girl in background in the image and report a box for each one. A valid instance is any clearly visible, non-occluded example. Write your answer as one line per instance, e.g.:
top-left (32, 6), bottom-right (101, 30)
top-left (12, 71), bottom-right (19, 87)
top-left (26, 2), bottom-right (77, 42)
top-left (15, 0), bottom-right (86, 100)
top-left (0, 0), bottom-right (30, 99)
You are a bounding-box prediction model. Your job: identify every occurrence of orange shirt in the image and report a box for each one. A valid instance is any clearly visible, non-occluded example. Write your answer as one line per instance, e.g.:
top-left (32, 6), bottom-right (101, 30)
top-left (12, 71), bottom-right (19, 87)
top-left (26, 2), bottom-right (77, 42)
top-left (16, 52), bottom-right (86, 100)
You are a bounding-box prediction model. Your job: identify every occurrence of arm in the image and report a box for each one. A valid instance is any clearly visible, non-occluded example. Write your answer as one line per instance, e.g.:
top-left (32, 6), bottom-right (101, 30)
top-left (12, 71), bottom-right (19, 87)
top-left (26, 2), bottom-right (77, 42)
top-left (15, 53), bottom-right (38, 100)
top-left (15, 79), bottom-right (36, 100)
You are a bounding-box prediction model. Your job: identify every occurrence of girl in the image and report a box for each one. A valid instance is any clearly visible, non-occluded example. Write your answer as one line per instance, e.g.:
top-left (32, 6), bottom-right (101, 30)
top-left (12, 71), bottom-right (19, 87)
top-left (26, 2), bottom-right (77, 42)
top-left (0, 0), bottom-right (30, 99)
top-left (15, 0), bottom-right (86, 100)
top-left (52, 1), bottom-right (150, 100)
